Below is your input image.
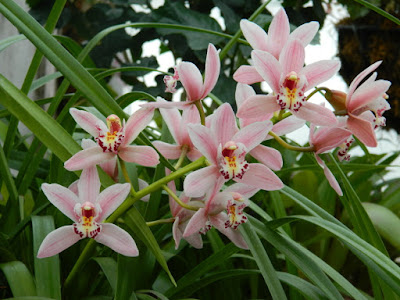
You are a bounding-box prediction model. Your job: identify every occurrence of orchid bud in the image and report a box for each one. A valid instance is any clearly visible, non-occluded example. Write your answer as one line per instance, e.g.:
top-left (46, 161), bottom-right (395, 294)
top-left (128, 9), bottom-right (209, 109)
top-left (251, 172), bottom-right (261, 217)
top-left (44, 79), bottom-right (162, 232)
top-left (325, 89), bottom-right (347, 111)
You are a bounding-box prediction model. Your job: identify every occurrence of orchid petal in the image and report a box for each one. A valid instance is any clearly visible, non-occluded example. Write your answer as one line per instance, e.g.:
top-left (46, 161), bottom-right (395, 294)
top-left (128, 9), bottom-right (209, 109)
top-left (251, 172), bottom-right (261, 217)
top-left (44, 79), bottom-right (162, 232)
top-left (237, 94), bottom-right (280, 119)
top-left (172, 217), bottom-right (184, 249)
top-left (279, 39), bottom-right (305, 75)
top-left (224, 183), bottom-right (260, 199)
top-left (138, 179), bottom-right (150, 202)
top-left (232, 121), bottom-right (272, 151)
top-left (118, 145), bottom-right (160, 166)
top-left (69, 108), bottom-right (107, 138)
top-left (187, 124), bottom-right (218, 164)
top-left (184, 231), bottom-right (203, 249)
top-left (347, 114), bottom-right (377, 147)
top-left (201, 44), bottom-right (220, 99)
top-left (266, 8), bottom-right (290, 58)
top-left (250, 145), bottom-right (283, 170)
top-left (96, 183), bottom-right (131, 222)
top-left (181, 104), bottom-right (201, 145)
top-left (290, 21), bottom-right (319, 46)
top-left (233, 65), bottom-right (264, 84)
top-left (348, 80), bottom-right (391, 113)
top-left (240, 19), bottom-right (269, 51)
top-left (251, 50), bottom-right (281, 92)
top-left (235, 83), bottom-right (256, 108)
top-left (100, 156), bottom-right (118, 181)
top-left (177, 61), bottom-right (203, 101)
top-left (186, 148), bottom-right (203, 161)
top-left (211, 103), bottom-right (238, 145)
top-left (293, 102), bottom-right (337, 126)
top-left (312, 127), bottom-right (352, 154)
top-left (210, 214), bottom-right (248, 249)
top-left (159, 98), bottom-right (183, 144)
top-left (77, 166), bottom-right (100, 204)
top-left (41, 183), bottom-right (79, 221)
top-left (302, 60), bottom-right (341, 90)
top-left (348, 61), bottom-right (382, 100)
top-left (64, 147), bottom-right (115, 171)
top-left (94, 223), bottom-right (138, 257)
top-left (141, 101), bottom-right (191, 109)
top-left (315, 154), bottom-right (343, 196)
top-left (268, 115), bottom-right (306, 138)
top-left (37, 225), bottom-right (81, 258)
top-left (236, 163), bottom-right (283, 191)
top-left (152, 141), bottom-right (182, 160)
top-left (183, 208), bottom-right (208, 237)
top-left (123, 107), bottom-right (155, 146)
top-left (183, 166), bottom-right (220, 198)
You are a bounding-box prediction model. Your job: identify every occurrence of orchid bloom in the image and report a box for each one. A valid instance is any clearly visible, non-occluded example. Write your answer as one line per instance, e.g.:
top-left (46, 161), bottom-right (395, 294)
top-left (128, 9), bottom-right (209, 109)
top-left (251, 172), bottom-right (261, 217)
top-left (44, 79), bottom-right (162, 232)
top-left (309, 124), bottom-right (352, 196)
top-left (152, 97), bottom-right (202, 161)
top-left (37, 167), bottom-right (138, 258)
top-left (234, 8), bottom-right (319, 84)
top-left (236, 39), bottom-right (340, 126)
top-left (183, 103), bottom-right (283, 198)
top-left (327, 61), bottom-right (391, 147)
top-left (183, 179), bottom-right (259, 249)
top-left (142, 43), bottom-right (220, 109)
top-left (64, 108), bottom-right (159, 171)
top-left (164, 67), bottom-right (179, 93)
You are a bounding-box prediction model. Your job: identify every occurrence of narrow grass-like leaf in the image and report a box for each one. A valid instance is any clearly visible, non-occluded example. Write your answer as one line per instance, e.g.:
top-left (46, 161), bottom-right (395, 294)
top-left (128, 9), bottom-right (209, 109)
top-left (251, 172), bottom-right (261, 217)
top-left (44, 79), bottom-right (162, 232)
top-left (277, 272), bottom-right (328, 300)
top-left (0, 261), bottom-right (37, 297)
top-left (92, 257), bottom-right (118, 293)
top-left (0, 34), bottom-right (25, 52)
top-left (0, 144), bottom-right (18, 202)
top-left (31, 216), bottom-right (61, 299)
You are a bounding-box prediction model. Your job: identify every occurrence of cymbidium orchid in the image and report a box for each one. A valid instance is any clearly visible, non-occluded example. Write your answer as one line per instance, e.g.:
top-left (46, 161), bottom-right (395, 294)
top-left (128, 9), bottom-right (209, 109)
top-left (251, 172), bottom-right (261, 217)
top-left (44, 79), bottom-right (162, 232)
top-left (64, 107), bottom-right (159, 171)
top-left (183, 103), bottom-right (283, 198)
top-left (326, 61), bottom-right (391, 147)
top-left (37, 166), bottom-right (138, 258)
top-left (163, 67), bottom-right (179, 93)
top-left (235, 8), bottom-right (319, 84)
top-left (235, 39), bottom-right (340, 126)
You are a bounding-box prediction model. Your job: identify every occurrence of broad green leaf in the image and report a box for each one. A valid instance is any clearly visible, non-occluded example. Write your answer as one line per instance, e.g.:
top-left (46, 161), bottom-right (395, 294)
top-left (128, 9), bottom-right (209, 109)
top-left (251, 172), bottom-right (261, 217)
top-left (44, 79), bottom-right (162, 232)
top-left (0, 261), bottom-right (37, 297)
top-left (31, 216), bottom-right (61, 300)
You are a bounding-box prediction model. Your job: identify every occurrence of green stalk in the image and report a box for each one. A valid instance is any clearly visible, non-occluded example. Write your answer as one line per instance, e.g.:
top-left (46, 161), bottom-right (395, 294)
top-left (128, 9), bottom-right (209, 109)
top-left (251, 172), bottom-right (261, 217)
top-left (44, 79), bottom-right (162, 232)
top-left (269, 131), bottom-right (315, 152)
top-left (195, 100), bottom-right (206, 126)
top-left (162, 184), bottom-right (200, 211)
top-left (354, 0), bottom-right (400, 25)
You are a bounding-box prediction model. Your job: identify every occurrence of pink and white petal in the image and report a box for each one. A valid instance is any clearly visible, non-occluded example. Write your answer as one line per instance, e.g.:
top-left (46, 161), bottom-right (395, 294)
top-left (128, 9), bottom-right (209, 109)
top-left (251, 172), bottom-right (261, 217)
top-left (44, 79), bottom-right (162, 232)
top-left (347, 114), bottom-right (377, 147)
top-left (172, 217), bottom-right (184, 249)
top-left (177, 62), bottom-right (203, 101)
top-left (236, 163), bottom-right (283, 191)
top-left (312, 127), bottom-right (352, 154)
top-left (201, 44), bottom-right (220, 99)
top-left (348, 80), bottom-right (391, 113)
top-left (119, 145), bottom-right (160, 166)
top-left (96, 183), bottom-right (130, 222)
top-left (235, 83), bottom-right (256, 108)
top-left (183, 166), bottom-right (220, 198)
top-left (293, 102), bottom-right (337, 126)
top-left (211, 103), bottom-right (238, 145)
top-left (100, 156), bottom-right (118, 181)
top-left (290, 21), bottom-right (319, 46)
top-left (181, 105), bottom-right (201, 145)
top-left (138, 179), bottom-right (150, 202)
top-left (140, 101), bottom-right (191, 109)
top-left (279, 39), bottom-right (305, 75)
top-left (41, 183), bottom-right (80, 221)
top-left (77, 166), bottom-right (100, 204)
top-left (266, 8), bottom-right (290, 58)
top-left (187, 124), bottom-right (218, 164)
top-left (210, 214), bottom-right (248, 249)
top-left (268, 115), bottom-right (306, 139)
top-left (152, 141), bottom-right (182, 160)
top-left (68, 180), bottom-right (79, 196)
top-left (95, 223), bottom-right (138, 257)
top-left (224, 183), bottom-right (259, 199)
top-left (302, 60), bottom-right (341, 90)
top-left (184, 232), bottom-right (203, 249)
top-left (64, 147), bottom-right (115, 171)
top-left (240, 19), bottom-right (269, 51)
top-left (187, 148), bottom-right (203, 161)
top-left (37, 225), bottom-right (81, 258)
top-left (233, 65), bottom-right (264, 84)
top-left (183, 208), bottom-right (208, 237)
top-left (314, 154), bottom-right (343, 196)
top-left (70, 108), bottom-right (107, 138)
top-left (250, 145), bottom-right (283, 170)
top-left (348, 61), bottom-right (382, 100)
top-left (123, 107), bottom-right (155, 146)
top-left (237, 95), bottom-right (280, 119)
top-left (251, 50), bottom-right (281, 93)
top-left (81, 138), bottom-right (97, 149)
top-left (232, 121), bottom-right (273, 151)
top-left (159, 98), bottom-right (183, 144)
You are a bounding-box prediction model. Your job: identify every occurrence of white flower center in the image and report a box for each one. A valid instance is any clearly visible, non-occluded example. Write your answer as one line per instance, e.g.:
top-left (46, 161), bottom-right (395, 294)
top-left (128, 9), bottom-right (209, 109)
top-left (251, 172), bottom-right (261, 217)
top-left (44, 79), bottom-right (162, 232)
top-left (96, 115), bottom-right (125, 153)
top-left (219, 141), bottom-right (249, 180)
top-left (73, 202), bottom-right (101, 239)
top-left (276, 71), bottom-right (306, 112)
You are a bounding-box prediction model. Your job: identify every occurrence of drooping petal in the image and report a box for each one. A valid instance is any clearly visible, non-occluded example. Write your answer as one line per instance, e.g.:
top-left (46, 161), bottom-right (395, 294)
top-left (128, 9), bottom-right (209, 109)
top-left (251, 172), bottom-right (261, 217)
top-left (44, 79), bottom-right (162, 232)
top-left (224, 183), bottom-right (260, 199)
top-left (233, 65), bottom-right (264, 84)
top-left (100, 156), bottom-right (118, 181)
top-left (251, 50), bottom-right (281, 92)
top-left (347, 114), bottom-right (377, 147)
top-left (69, 108), bottom-right (107, 138)
top-left (237, 94), bottom-right (280, 119)
top-left (279, 39), bottom-right (305, 75)
top-left (158, 98), bottom-right (183, 144)
top-left (293, 102), bottom-right (337, 126)
top-left (123, 107), bottom-right (155, 146)
top-left (210, 213), bottom-right (248, 249)
top-left (140, 101), bottom-right (191, 109)
top-left (177, 61), bottom-right (203, 101)
top-left (348, 80), bottom-right (391, 113)
top-left (96, 183), bottom-right (131, 222)
top-left (64, 147), bottom-right (115, 171)
top-left (183, 166), bottom-right (220, 198)
top-left (181, 104), bottom-right (201, 145)
top-left (152, 141), bottom-right (182, 160)
top-left (172, 217), bottom-right (184, 249)
top-left (311, 126), bottom-right (352, 154)
top-left (200, 44), bottom-right (220, 99)
top-left (348, 61), bottom-right (382, 101)
top-left (290, 21), bottom-right (319, 46)
top-left (211, 103), bottom-right (238, 146)
top-left (94, 223), bottom-right (138, 257)
top-left (235, 83), bottom-right (256, 108)
top-left (266, 8), bottom-right (290, 58)
top-left (250, 145), bottom-right (283, 170)
top-left (314, 154), bottom-right (343, 196)
top-left (236, 163), bottom-right (283, 191)
top-left (302, 60), bottom-right (341, 90)
top-left (232, 121), bottom-right (272, 151)
top-left (183, 208), bottom-right (208, 237)
top-left (118, 145), bottom-right (160, 166)
top-left (267, 115), bottom-right (306, 138)
top-left (240, 19), bottom-right (269, 51)
top-left (37, 225), bottom-right (82, 258)
top-left (186, 148), bottom-right (203, 161)
top-left (77, 166), bottom-right (100, 204)
top-left (187, 124), bottom-right (218, 165)
top-left (41, 183), bottom-right (80, 221)
top-left (184, 231), bottom-right (203, 249)
top-left (138, 179), bottom-right (150, 202)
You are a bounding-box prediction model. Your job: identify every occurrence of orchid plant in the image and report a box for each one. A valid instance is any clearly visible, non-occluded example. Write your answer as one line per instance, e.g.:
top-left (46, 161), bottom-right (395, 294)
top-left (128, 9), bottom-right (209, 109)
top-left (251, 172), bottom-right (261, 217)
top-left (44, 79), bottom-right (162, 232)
top-left (1, 1), bottom-right (400, 299)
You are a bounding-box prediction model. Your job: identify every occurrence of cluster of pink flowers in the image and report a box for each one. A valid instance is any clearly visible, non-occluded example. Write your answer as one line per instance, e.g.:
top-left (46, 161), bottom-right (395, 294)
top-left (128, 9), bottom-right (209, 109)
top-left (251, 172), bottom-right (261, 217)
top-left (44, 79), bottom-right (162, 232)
top-left (37, 7), bottom-right (391, 257)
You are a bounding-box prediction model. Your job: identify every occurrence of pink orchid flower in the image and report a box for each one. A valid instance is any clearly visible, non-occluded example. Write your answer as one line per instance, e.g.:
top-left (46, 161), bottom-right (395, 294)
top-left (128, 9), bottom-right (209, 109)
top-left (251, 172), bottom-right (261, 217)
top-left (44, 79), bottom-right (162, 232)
top-left (183, 103), bottom-right (283, 198)
top-left (309, 124), bottom-right (352, 196)
top-left (235, 8), bottom-right (319, 83)
top-left (183, 178), bottom-right (259, 249)
top-left (235, 39), bottom-right (340, 126)
top-left (142, 43), bottom-right (220, 110)
top-left (64, 107), bottom-right (159, 171)
top-left (328, 61), bottom-right (391, 147)
top-left (152, 97), bottom-right (202, 161)
top-left (37, 166), bottom-right (138, 258)
top-left (163, 67), bottom-right (179, 93)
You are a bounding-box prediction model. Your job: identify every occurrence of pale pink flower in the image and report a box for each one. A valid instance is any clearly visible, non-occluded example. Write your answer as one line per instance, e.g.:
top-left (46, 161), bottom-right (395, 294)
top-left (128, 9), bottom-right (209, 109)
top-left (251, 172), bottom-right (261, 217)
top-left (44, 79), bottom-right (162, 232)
top-left (183, 103), bottom-right (283, 198)
top-left (64, 108), bottom-right (159, 171)
top-left (235, 39), bottom-right (340, 126)
top-left (37, 167), bottom-right (138, 258)
top-left (163, 67), bottom-right (179, 93)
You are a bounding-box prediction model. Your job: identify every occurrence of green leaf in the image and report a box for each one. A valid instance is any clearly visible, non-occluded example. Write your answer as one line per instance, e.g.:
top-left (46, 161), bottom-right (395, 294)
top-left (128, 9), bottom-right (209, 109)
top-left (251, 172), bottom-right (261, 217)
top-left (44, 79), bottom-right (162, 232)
top-left (31, 216), bottom-right (61, 299)
top-left (92, 257), bottom-right (118, 293)
top-left (0, 34), bottom-right (25, 52)
top-left (0, 261), bottom-right (37, 297)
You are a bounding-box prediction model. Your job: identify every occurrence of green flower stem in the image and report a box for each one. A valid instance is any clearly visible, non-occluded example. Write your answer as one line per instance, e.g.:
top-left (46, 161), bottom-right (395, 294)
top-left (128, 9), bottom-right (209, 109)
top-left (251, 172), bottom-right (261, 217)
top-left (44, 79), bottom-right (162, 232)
top-left (306, 87), bottom-right (331, 101)
top-left (162, 184), bottom-right (200, 211)
top-left (146, 218), bottom-right (175, 227)
top-left (334, 110), bottom-right (348, 116)
top-left (269, 131), bottom-right (315, 152)
top-left (195, 100), bottom-right (206, 126)
top-left (174, 145), bottom-right (189, 169)
top-left (119, 158), bottom-right (137, 196)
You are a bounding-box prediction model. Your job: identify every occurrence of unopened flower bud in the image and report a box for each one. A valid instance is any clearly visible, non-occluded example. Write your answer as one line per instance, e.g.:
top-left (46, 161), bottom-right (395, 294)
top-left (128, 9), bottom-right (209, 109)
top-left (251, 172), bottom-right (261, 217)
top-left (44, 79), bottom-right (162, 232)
top-left (325, 90), bottom-right (347, 111)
